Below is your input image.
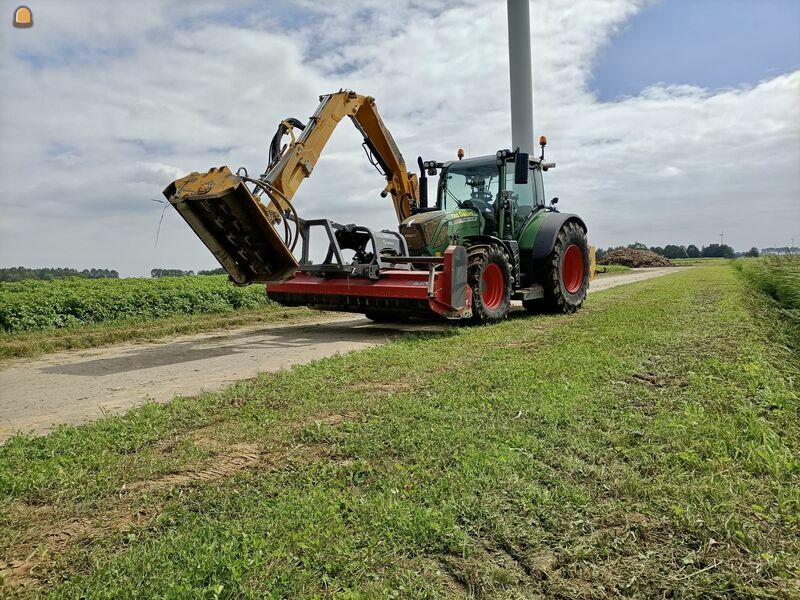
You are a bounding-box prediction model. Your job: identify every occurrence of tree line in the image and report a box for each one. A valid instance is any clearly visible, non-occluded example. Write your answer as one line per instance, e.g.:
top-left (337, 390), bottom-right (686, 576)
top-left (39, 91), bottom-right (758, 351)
top-left (0, 267), bottom-right (228, 281)
top-left (594, 242), bottom-right (770, 260)
top-left (150, 268), bottom-right (226, 277)
top-left (760, 247), bottom-right (800, 255)
top-left (0, 267), bottom-right (119, 282)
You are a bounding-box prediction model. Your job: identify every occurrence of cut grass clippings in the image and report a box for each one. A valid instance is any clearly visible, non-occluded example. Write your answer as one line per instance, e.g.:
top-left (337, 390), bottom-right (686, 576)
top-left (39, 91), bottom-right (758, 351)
top-left (0, 265), bottom-right (798, 598)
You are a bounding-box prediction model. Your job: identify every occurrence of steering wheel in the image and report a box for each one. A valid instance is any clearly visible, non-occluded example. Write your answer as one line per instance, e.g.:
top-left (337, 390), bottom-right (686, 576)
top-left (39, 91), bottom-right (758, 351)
top-left (463, 198), bottom-right (492, 214)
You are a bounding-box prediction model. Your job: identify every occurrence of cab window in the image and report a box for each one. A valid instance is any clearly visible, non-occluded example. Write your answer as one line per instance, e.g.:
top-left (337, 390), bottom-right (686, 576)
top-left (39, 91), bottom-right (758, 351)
top-left (533, 168), bottom-right (545, 207)
top-left (440, 164), bottom-right (500, 210)
top-left (505, 167), bottom-right (535, 221)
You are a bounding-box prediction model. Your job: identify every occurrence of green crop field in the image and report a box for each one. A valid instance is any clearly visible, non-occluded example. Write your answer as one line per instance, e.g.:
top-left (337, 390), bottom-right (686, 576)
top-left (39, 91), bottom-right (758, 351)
top-left (0, 277), bottom-right (315, 359)
top-left (1, 262), bottom-right (797, 598)
top-left (0, 276), bottom-right (273, 333)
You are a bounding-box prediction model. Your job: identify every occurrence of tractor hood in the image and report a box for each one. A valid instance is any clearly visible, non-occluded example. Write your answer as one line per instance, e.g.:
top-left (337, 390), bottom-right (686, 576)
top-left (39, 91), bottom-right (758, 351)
top-left (399, 209), bottom-right (481, 255)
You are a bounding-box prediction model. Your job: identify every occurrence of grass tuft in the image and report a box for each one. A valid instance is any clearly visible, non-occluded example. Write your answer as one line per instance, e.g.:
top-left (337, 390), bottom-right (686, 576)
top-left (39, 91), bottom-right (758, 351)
top-left (733, 256), bottom-right (800, 311)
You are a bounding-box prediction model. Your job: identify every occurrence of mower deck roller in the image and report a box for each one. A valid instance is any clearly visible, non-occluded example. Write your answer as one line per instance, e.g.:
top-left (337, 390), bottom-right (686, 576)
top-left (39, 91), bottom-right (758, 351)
top-left (163, 167), bottom-right (298, 284)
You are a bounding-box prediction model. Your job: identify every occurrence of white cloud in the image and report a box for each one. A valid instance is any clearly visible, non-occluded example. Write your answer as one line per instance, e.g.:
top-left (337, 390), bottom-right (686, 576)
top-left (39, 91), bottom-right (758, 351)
top-left (0, 0), bottom-right (797, 276)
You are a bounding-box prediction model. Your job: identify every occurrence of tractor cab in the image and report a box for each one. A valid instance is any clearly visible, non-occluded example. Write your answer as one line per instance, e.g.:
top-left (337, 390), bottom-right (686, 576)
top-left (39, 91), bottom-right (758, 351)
top-left (437, 155), bottom-right (545, 237)
top-left (399, 151), bottom-right (548, 257)
top-left (437, 157), bottom-right (500, 235)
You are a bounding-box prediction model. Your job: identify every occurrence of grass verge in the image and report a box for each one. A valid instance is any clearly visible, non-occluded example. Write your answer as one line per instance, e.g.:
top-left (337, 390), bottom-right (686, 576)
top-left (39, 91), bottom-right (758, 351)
top-left (1, 265), bottom-right (797, 597)
top-left (0, 307), bottom-right (317, 361)
top-left (594, 264), bottom-right (631, 276)
top-left (733, 256), bottom-right (799, 315)
top-left (672, 258), bottom-right (731, 266)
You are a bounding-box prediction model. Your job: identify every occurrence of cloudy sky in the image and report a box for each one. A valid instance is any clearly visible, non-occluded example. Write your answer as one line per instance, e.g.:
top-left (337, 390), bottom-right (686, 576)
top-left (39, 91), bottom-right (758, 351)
top-left (1, 0), bottom-right (798, 276)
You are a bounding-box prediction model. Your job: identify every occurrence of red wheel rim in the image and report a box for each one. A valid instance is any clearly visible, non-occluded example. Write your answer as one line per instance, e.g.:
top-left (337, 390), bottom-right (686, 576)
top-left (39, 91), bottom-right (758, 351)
top-left (481, 263), bottom-right (504, 310)
top-left (562, 244), bottom-right (583, 294)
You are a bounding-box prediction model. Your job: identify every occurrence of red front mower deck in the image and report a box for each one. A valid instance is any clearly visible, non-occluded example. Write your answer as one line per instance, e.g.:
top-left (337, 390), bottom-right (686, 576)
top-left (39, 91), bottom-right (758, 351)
top-left (267, 245), bottom-right (472, 320)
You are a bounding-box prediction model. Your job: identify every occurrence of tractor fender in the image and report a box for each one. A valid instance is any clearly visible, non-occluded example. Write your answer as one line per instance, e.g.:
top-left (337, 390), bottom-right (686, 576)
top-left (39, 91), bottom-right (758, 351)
top-left (464, 234), bottom-right (514, 255)
top-left (531, 213), bottom-right (587, 260)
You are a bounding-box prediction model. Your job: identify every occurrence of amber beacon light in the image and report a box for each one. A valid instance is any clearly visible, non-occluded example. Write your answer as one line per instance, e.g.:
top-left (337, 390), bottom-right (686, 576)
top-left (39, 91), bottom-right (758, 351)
top-left (13, 5), bottom-right (33, 28)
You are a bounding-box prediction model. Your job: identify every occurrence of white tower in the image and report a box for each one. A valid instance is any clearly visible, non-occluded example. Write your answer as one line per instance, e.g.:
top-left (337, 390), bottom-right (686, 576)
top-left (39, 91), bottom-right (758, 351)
top-left (507, 0), bottom-right (535, 154)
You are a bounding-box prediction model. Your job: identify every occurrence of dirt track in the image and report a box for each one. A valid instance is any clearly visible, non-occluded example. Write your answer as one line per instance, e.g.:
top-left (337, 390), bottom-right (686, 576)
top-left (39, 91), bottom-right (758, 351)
top-left (0, 267), bottom-right (682, 441)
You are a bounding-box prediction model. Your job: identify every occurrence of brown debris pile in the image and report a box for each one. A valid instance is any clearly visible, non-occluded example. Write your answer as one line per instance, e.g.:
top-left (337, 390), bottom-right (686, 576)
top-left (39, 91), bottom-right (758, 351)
top-left (598, 248), bottom-right (674, 268)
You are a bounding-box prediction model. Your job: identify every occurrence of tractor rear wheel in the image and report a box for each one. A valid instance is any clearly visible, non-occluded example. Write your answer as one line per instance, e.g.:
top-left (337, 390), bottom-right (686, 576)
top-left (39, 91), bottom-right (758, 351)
top-left (530, 221), bottom-right (589, 314)
top-left (469, 245), bottom-right (512, 324)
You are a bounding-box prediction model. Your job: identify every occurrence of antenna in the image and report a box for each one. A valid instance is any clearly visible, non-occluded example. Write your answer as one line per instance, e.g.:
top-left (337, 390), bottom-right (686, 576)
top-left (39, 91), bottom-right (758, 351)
top-left (150, 198), bottom-right (169, 248)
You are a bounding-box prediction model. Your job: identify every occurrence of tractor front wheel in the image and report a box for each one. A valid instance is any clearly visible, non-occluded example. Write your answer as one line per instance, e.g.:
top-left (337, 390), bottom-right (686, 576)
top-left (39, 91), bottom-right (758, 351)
top-left (529, 221), bottom-right (589, 314)
top-left (469, 245), bottom-right (512, 324)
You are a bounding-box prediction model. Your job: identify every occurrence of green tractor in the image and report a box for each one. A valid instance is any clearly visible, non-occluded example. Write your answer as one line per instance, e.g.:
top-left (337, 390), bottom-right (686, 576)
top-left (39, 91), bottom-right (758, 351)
top-left (165, 91), bottom-right (592, 326)
top-left (396, 139), bottom-right (592, 323)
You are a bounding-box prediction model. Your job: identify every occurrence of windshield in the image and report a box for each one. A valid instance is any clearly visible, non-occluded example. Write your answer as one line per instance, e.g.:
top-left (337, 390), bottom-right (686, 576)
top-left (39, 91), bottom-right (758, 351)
top-left (439, 163), bottom-right (500, 210)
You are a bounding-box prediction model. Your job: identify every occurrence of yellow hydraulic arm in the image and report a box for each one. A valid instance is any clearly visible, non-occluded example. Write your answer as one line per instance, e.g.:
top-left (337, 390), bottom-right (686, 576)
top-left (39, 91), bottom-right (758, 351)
top-left (163, 90), bottom-right (419, 285)
top-left (263, 90), bottom-right (419, 223)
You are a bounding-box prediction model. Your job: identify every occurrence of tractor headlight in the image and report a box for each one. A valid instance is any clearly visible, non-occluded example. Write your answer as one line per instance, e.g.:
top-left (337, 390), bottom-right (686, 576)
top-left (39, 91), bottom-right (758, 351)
top-left (399, 223), bottom-right (425, 253)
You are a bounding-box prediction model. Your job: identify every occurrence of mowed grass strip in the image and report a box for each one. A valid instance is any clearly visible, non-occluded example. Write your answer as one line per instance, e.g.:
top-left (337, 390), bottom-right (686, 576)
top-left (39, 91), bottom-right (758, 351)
top-left (0, 265), bottom-right (798, 598)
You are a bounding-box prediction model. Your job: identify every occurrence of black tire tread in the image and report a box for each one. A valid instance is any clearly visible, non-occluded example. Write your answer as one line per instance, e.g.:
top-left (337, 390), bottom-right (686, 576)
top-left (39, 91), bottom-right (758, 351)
top-left (468, 244), bottom-right (512, 324)
top-left (532, 221), bottom-right (589, 314)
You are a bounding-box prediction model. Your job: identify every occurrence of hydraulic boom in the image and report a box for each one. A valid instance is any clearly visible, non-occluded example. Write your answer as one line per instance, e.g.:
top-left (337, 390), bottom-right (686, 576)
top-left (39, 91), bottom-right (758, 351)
top-left (264, 90), bottom-right (419, 223)
top-left (163, 90), bottom-right (419, 284)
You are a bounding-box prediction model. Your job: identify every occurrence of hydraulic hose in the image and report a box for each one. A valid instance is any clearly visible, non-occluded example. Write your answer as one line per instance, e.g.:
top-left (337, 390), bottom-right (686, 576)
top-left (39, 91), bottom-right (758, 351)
top-left (242, 176), bottom-right (300, 253)
top-left (268, 118), bottom-right (305, 170)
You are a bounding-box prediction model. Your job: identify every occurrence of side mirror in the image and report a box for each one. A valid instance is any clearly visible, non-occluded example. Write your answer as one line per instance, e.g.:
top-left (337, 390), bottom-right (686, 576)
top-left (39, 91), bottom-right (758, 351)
top-left (416, 156), bottom-right (428, 209)
top-left (514, 152), bottom-right (529, 185)
top-left (551, 197), bottom-right (559, 205)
